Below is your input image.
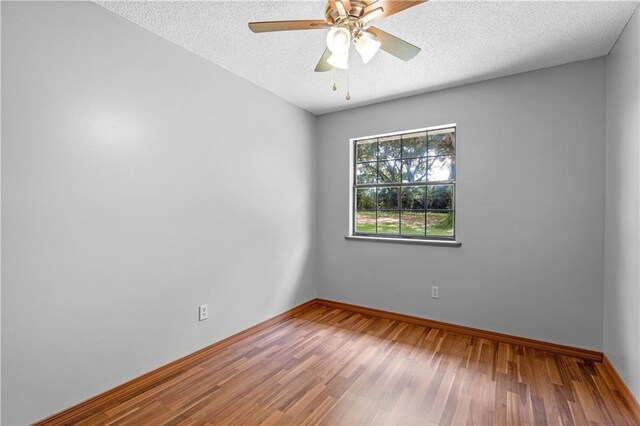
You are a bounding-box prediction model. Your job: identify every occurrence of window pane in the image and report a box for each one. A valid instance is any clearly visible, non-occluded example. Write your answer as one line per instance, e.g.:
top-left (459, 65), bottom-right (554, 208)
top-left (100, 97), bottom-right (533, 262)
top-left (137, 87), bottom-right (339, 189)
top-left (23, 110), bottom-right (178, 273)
top-left (378, 136), bottom-right (401, 160)
top-left (377, 211), bottom-right (399, 234)
top-left (401, 186), bottom-right (426, 210)
top-left (356, 139), bottom-right (377, 162)
top-left (352, 127), bottom-right (456, 241)
top-left (402, 132), bottom-right (427, 158)
top-left (427, 211), bottom-right (454, 237)
top-left (355, 211), bottom-right (376, 233)
top-left (428, 128), bottom-right (455, 156)
top-left (378, 160), bottom-right (401, 183)
top-left (402, 159), bottom-right (426, 183)
top-left (377, 187), bottom-right (399, 210)
top-left (427, 156), bottom-right (455, 181)
top-left (356, 163), bottom-right (377, 184)
top-left (427, 184), bottom-right (454, 210)
top-left (356, 188), bottom-right (376, 210)
top-left (401, 212), bottom-right (425, 235)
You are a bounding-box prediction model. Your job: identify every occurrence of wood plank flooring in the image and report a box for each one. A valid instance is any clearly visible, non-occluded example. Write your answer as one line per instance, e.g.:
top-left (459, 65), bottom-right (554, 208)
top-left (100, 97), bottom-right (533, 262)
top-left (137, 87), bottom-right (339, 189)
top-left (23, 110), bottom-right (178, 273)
top-left (60, 305), bottom-right (639, 425)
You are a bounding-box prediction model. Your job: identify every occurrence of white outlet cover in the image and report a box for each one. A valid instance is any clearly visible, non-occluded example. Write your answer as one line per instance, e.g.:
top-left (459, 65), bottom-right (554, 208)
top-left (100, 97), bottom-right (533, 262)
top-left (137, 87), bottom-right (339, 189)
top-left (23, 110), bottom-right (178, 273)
top-left (199, 304), bottom-right (208, 321)
top-left (431, 286), bottom-right (439, 299)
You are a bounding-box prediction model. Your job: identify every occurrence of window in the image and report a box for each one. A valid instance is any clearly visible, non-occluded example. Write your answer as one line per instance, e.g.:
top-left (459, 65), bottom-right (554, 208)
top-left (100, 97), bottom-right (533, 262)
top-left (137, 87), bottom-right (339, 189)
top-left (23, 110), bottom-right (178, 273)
top-left (351, 125), bottom-right (456, 241)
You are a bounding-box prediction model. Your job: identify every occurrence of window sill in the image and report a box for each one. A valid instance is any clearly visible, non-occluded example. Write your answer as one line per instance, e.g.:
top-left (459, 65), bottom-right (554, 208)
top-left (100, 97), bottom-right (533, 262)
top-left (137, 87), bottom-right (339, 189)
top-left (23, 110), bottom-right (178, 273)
top-left (345, 235), bottom-right (462, 247)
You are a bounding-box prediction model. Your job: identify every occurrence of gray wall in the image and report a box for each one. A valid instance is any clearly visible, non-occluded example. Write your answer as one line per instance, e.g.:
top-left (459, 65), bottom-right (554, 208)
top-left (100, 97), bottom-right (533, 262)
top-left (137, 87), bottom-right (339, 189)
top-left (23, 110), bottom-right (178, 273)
top-left (604, 6), bottom-right (640, 402)
top-left (317, 58), bottom-right (607, 351)
top-left (2, 0), bottom-right (634, 423)
top-left (0, 2), bottom-right (3, 421)
top-left (1, 2), bottom-right (317, 424)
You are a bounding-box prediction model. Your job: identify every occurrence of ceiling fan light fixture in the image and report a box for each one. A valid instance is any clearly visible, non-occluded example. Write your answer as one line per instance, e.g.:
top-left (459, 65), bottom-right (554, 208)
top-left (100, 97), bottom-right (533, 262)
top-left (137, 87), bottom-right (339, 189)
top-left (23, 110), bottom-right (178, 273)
top-left (328, 52), bottom-right (349, 69)
top-left (247, 0), bottom-right (426, 78)
top-left (355, 34), bottom-right (381, 64)
top-left (326, 27), bottom-right (351, 55)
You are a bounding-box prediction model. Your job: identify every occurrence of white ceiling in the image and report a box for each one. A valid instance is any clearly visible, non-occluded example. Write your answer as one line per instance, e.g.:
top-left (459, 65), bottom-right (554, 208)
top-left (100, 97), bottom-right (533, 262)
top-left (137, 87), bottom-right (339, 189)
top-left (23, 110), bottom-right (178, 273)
top-left (97, 0), bottom-right (638, 115)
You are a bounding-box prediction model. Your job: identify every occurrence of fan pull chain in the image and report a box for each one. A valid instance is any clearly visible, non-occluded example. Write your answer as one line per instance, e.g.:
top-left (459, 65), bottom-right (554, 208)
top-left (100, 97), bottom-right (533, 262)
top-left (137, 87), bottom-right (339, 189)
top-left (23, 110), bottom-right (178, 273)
top-left (332, 69), bottom-right (337, 92)
top-left (346, 69), bottom-right (351, 101)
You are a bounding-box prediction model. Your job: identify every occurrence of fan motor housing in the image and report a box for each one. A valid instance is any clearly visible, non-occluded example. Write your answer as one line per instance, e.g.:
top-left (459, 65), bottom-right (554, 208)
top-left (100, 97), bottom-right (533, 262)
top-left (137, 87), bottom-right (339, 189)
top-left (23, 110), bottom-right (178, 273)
top-left (324, 1), bottom-right (372, 25)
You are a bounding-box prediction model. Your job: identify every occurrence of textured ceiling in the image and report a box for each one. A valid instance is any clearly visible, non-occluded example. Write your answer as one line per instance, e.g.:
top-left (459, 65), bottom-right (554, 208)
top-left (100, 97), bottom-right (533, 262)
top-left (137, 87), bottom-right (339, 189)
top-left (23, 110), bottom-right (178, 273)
top-left (97, 0), bottom-right (638, 115)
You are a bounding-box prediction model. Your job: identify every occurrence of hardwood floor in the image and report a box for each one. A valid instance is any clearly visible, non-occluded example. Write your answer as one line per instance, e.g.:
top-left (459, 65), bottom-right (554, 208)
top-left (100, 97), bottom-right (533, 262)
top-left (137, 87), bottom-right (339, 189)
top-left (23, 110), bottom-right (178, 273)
top-left (52, 304), bottom-right (639, 425)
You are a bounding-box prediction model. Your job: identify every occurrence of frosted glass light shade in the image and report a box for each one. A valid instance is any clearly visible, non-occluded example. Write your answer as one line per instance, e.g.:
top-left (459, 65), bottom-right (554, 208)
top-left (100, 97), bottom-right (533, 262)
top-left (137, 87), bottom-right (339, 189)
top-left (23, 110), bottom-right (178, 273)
top-left (355, 34), bottom-right (381, 64)
top-left (328, 52), bottom-right (349, 70)
top-left (326, 27), bottom-right (351, 55)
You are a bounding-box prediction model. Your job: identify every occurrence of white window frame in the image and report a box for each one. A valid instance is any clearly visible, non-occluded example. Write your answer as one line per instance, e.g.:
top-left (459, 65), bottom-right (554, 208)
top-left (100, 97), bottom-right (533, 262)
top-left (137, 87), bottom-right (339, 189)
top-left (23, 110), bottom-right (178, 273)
top-left (347, 123), bottom-right (461, 246)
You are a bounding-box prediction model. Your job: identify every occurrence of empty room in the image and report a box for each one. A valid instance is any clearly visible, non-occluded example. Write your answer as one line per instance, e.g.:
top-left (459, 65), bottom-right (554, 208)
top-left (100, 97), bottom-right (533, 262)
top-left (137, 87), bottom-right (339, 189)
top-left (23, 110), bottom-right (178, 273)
top-left (1, 0), bottom-right (640, 424)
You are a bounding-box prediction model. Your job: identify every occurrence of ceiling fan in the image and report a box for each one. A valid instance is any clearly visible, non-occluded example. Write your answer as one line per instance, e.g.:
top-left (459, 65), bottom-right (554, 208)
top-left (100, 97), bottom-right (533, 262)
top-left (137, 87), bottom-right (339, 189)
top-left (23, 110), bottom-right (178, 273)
top-left (248, 0), bottom-right (426, 73)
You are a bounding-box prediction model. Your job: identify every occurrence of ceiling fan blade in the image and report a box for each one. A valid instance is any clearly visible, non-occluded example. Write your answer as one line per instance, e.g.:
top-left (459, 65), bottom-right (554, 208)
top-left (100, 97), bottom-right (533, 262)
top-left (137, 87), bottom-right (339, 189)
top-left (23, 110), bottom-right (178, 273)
top-left (359, 7), bottom-right (384, 25)
top-left (329, 0), bottom-right (352, 14)
top-left (248, 20), bottom-right (329, 33)
top-left (365, 27), bottom-right (421, 61)
top-left (329, 0), bottom-right (348, 18)
top-left (362, 1), bottom-right (426, 22)
top-left (314, 48), bottom-right (333, 72)
top-left (339, 0), bottom-right (353, 12)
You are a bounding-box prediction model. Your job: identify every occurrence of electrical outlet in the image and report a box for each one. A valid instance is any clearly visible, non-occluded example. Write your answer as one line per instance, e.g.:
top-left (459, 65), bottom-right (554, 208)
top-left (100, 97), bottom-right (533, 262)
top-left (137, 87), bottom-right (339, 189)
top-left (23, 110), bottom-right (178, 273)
top-left (199, 304), bottom-right (208, 321)
top-left (431, 286), bottom-right (439, 299)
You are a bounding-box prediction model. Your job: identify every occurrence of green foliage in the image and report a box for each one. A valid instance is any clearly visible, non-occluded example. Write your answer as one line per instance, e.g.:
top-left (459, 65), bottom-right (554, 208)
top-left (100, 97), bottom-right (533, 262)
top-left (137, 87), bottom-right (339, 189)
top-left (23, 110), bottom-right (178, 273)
top-left (401, 187), bottom-right (426, 210)
top-left (356, 163), bottom-right (376, 184)
top-left (356, 140), bottom-right (377, 162)
top-left (402, 133), bottom-right (427, 158)
top-left (354, 129), bottom-right (456, 238)
top-left (377, 187), bottom-right (399, 210)
top-left (427, 212), bottom-right (454, 236)
top-left (378, 137), bottom-right (401, 160)
top-left (427, 129), bottom-right (455, 156)
top-left (356, 189), bottom-right (375, 210)
top-left (427, 185), bottom-right (453, 209)
top-left (377, 160), bottom-right (401, 183)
